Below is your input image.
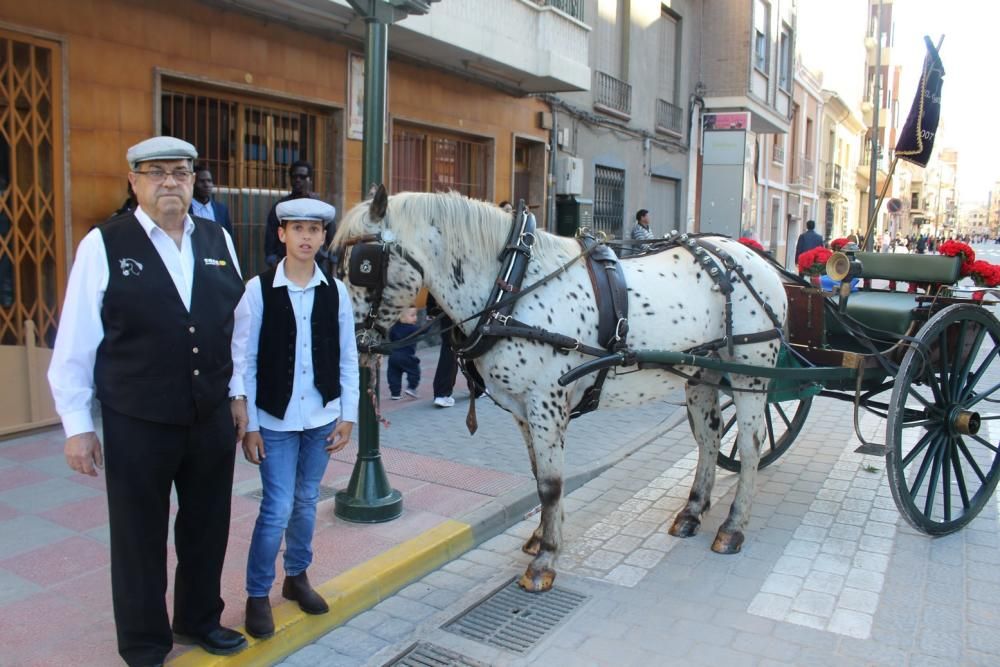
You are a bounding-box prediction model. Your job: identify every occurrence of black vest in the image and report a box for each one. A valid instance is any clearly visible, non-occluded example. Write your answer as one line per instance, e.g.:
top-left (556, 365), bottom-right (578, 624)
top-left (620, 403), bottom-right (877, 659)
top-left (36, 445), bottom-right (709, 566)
top-left (255, 267), bottom-right (342, 419)
top-left (94, 213), bottom-right (245, 425)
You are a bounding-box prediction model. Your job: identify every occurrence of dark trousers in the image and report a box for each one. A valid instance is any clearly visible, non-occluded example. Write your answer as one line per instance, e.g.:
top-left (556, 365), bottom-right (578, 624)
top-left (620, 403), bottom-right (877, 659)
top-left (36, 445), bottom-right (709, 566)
top-left (433, 333), bottom-right (459, 398)
top-left (387, 352), bottom-right (420, 395)
top-left (102, 402), bottom-right (236, 667)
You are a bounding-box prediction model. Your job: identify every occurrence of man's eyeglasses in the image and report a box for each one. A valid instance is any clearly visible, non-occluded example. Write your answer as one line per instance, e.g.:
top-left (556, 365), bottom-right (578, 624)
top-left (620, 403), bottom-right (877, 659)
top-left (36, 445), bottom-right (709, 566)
top-left (133, 169), bottom-right (194, 184)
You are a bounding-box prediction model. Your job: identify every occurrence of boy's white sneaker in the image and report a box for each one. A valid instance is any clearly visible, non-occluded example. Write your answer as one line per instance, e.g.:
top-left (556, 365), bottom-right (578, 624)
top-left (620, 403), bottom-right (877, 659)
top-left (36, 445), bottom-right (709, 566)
top-left (390, 394), bottom-right (402, 400)
top-left (404, 388), bottom-right (419, 398)
top-left (433, 396), bottom-right (455, 408)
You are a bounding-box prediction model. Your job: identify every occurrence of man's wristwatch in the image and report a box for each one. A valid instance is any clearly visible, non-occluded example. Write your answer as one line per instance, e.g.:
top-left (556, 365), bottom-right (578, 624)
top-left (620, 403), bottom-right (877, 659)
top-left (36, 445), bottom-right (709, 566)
top-left (230, 395), bottom-right (248, 402)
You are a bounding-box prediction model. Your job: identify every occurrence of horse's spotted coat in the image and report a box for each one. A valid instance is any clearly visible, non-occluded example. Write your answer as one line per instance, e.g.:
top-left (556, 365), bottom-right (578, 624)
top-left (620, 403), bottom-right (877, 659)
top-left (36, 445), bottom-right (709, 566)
top-left (334, 189), bottom-right (789, 591)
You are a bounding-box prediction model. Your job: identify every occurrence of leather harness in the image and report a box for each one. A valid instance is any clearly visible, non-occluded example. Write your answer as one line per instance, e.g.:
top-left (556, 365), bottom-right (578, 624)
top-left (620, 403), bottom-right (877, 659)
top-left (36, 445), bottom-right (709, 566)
top-left (347, 209), bottom-right (783, 421)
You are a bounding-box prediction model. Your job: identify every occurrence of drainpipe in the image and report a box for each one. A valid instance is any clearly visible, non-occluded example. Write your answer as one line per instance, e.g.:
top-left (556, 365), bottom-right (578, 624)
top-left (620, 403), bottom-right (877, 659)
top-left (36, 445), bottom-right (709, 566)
top-left (548, 100), bottom-right (558, 232)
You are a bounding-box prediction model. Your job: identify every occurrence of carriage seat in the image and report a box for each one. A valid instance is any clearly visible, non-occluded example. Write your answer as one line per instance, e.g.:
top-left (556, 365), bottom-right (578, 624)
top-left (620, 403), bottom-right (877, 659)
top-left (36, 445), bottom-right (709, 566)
top-left (854, 251), bottom-right (961, 284)
top-left (839, 291), bottom-right (921, 336)
top-left (832, 253), bottom-right (961, 336)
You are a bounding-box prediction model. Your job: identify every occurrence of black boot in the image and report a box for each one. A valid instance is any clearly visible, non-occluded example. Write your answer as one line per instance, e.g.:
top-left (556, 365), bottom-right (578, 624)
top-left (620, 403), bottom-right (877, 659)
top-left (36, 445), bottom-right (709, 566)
top-left (245, 596), bottom-right (274, 639)
top-left (282, 572), bottom-right (329, 615)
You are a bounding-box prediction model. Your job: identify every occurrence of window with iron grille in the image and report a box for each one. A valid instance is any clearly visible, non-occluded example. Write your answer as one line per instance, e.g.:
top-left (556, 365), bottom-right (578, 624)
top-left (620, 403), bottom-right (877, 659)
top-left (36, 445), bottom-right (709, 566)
top-left (593, 165), bottom-right (625, 237)
top-left (391, 124), bottom-right (489, 200)
top-left (160, 84), bottom-right (336, 277)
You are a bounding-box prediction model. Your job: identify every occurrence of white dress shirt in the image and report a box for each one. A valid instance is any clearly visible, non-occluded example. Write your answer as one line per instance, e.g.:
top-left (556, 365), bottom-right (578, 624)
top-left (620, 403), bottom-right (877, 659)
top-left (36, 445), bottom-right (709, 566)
top-left (47, 206), bottom-right (249, 438)
top-left (242, 259), bottom-right (360, 433)
top-left (190, 199), bottom-right (216, 221)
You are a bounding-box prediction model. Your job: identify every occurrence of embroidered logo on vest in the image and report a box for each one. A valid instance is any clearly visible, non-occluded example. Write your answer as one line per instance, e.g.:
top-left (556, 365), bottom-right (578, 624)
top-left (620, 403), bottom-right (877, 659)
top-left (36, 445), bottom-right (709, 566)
top-left (119, 258), bottom-right (143, 276)
top-left (360, 258), bottom-right (373, 274)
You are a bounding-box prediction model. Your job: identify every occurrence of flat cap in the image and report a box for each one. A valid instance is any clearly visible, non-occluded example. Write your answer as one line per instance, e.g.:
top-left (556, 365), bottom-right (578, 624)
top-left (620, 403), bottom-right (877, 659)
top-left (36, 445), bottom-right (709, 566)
top-left (276, 198), bottom-right (337, 226)
top-left (126, 136), bottom-right (197, 169)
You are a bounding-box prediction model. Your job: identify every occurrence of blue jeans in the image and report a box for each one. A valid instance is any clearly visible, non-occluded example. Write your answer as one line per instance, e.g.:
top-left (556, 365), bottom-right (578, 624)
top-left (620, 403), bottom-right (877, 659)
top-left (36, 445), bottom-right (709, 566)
top-left (246, 422), bottom-right (332, 597)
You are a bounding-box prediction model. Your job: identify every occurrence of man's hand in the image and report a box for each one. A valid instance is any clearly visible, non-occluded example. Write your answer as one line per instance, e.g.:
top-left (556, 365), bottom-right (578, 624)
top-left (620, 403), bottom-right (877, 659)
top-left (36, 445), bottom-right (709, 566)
top-left (242, 431), bottom-right (265, 465)
top-left (231, 399), bottom-right (248, 446)
top-left (65, 432), bottom-right (103, 476)
top-left (326, 421), bottom-right (354, 454)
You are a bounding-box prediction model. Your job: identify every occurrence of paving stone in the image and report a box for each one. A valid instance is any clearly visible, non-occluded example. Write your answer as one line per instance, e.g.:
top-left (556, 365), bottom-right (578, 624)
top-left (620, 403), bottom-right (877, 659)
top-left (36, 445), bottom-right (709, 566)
top-left (315, 626), bottom-right (388, 658)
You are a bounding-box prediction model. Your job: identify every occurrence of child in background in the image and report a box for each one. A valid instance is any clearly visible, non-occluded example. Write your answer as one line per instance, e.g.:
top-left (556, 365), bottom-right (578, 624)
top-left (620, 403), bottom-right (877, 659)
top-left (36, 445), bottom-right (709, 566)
top-left (388, 307), bottom-right (420, 400)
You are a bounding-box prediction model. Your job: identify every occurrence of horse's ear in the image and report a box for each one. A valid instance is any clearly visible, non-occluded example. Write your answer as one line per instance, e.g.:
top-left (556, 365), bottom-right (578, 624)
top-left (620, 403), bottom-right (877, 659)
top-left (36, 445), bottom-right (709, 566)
top-left (369, 184), bottom-right (388, 221)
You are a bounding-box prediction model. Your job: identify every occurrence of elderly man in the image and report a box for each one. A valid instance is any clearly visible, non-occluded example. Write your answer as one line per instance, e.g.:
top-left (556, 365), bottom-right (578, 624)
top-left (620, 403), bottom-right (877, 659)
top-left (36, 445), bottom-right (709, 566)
top-left (48, 137), bottom-right (250, 666)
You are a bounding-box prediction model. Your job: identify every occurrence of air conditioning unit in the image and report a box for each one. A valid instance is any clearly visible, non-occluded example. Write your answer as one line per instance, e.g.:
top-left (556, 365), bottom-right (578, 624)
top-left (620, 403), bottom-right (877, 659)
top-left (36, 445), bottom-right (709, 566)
top-left (555, 156), bottom-right (583, 195)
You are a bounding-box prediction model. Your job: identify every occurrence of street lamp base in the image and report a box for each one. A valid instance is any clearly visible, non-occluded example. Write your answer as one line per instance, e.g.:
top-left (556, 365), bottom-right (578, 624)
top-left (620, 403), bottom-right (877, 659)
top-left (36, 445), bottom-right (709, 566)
top-left (334, 457), bottom-right (403, 523)
top-left (335, 488), bottom-right (403, 523)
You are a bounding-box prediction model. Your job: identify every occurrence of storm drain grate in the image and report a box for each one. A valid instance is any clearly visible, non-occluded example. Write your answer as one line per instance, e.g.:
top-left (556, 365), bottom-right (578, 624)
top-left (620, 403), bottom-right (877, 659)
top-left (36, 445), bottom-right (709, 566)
top-left (384, 642), bottom-right (489, 667)
top-left (443, 577), bottom-right (589, 655)
top-left (246, 484), bottom-right (338, 502)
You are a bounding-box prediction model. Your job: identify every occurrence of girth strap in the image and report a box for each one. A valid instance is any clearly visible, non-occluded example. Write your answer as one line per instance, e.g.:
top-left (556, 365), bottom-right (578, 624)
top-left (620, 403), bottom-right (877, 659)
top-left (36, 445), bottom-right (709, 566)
top-left (569, 233), bottom-right (631, 419)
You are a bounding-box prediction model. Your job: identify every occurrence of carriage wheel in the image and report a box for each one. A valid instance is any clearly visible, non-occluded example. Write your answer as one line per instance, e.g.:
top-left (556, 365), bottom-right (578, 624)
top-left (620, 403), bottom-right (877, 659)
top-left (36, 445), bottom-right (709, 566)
top-left (715, 396), bottom-right (813, 473)
top-left (886, 304), bottom-right (1000, 535)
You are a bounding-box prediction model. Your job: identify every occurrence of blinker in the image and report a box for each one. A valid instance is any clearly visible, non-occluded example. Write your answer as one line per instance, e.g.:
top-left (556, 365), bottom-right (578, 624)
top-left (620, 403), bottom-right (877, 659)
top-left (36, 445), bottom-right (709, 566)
top-left (348, 243), bottom-right (387, 289)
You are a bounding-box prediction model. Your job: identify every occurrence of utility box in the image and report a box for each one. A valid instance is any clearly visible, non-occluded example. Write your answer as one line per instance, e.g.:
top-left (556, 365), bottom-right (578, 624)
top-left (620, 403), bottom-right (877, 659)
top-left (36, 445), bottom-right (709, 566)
top-left (555, 156), bottom-right (583, 195)
top-left (555, 196), bottom-right (593, 237)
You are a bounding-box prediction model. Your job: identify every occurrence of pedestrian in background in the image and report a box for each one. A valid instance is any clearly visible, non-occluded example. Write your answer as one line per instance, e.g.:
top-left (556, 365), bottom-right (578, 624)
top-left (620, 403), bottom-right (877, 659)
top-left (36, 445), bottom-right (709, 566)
top-left (240, 198), bottom-right (359, 639)
top-left (630, 208), bottom-right (653, 254)
top-left (189, 164), bottom-right (233, 235)
top-left (48, 136), bottom-right (250, 665)
top-left (388, 307), bottom-right (421, 400)
top-left (794, 219), bottom-right (824, 261)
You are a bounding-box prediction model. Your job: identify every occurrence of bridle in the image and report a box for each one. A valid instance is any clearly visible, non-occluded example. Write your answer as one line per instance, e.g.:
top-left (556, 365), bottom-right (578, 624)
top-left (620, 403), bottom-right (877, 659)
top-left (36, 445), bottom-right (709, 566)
top-left (338, 227), bottom-right (424, 350)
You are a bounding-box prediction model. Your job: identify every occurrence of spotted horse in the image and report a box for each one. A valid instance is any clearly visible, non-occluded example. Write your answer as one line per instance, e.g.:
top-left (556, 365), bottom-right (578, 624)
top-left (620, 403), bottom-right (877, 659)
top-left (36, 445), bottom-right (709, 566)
top-left (334, 186), bottom-right (789, 592)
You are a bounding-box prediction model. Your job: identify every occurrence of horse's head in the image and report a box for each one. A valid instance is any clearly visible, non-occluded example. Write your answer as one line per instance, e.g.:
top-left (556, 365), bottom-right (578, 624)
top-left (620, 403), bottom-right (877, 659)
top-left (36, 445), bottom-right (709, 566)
top-left (333, 185), bottom-right (424, 345)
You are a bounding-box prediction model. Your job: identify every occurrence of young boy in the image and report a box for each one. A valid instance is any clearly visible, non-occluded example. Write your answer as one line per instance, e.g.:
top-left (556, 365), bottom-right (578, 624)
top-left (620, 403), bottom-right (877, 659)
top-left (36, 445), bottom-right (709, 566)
top-left (240, 198), bottom-right (359, 639)
top-left (387, 307), bottom-right (420, 399)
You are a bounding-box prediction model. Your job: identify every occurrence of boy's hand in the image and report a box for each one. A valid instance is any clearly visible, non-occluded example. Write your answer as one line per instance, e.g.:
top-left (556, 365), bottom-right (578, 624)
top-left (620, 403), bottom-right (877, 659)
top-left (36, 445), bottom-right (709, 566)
top-left (326, 421), bottom-right (354, 454)
top-left (242, 431), bottom-right (266, 465)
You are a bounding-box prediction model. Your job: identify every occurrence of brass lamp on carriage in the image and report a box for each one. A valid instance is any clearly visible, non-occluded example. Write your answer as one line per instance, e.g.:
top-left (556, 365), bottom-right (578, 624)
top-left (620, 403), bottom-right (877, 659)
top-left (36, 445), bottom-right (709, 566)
top-left (826, 245), bottom-right (864, 310)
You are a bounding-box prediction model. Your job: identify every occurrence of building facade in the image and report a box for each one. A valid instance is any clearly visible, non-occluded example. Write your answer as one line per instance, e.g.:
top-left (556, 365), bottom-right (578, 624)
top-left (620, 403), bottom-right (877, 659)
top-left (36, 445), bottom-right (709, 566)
top-left (547, 0), bottom-right (699, 240)
top-left (0, 0), bottom-right (589, 434)
top-left (819, 89), bottom-right (865, 242)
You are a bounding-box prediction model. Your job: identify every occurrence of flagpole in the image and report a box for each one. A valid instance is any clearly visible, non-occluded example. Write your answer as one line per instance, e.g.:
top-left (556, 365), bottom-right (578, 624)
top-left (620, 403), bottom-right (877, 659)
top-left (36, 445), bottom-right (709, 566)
top-left (861, 155), bottom-right (899, 251)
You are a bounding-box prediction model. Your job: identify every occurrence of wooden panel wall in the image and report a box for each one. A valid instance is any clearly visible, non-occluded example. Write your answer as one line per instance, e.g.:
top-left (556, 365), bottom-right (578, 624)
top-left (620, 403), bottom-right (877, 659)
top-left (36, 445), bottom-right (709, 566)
top-left (0, 0), bottom-right (548, 247)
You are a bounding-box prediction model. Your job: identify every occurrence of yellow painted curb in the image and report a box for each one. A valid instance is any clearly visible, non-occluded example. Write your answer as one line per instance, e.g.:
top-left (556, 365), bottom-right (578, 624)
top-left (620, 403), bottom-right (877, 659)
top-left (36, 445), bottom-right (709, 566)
top-left (168, 519), bottom-right (474, 667)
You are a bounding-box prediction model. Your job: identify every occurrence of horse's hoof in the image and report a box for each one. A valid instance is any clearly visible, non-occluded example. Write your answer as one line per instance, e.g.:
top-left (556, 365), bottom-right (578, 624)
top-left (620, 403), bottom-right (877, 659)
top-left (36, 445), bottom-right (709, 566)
top-left (518, 567), bottom-right (556, 593)
top-left (668, 513), bottom-right (700, 538)
top-left (711, 530), bottom-right (744, 554)
top-left (522, 534), bottom-right (542, 556)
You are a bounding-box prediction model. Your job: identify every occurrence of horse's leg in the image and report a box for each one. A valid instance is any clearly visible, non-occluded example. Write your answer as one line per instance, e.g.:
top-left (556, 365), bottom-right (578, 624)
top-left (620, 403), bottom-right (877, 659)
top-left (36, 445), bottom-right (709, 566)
top-left (517, 411), bottom-right (567, 593)
top-left (669, 378), bottom-right (721, 538)
top-left (712, 377), bottom-right (767, 554)
top-left (515, 417), bottom-right (545, 556)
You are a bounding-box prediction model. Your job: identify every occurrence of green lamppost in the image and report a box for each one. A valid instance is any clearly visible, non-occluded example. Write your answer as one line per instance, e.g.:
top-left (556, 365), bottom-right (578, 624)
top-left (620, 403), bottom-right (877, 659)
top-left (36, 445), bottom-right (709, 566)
top-left (335, 0), bottom-right (439, 523)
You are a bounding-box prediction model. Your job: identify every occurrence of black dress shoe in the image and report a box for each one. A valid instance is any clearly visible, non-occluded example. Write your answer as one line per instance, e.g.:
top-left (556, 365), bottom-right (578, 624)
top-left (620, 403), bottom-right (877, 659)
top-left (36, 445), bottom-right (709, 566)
top-left (173, 626), bottom-right (248, 656)
top-left (282, 571), bottom-right (329, 615)
top-left (245, 596), bottom-right (275, 639)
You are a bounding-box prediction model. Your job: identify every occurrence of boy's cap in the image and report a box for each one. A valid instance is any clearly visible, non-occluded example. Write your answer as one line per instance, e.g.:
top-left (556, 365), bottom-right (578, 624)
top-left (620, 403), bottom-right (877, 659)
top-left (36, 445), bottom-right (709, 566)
top-left (276, 198), bottom-right (336, 226)
top-left (127, 136), bottom-right (197, 169)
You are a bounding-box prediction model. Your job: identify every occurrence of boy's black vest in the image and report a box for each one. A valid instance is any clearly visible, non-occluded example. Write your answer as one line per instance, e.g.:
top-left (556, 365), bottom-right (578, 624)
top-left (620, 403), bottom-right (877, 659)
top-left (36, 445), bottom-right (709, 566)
top-left (95, 213), bottom-right (245, 425)
top-left (255, 267), bottom-right (341, 419)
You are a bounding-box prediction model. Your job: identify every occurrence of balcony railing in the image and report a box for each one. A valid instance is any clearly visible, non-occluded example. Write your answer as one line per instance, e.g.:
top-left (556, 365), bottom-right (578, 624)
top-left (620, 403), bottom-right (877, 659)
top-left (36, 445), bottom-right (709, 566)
top-left (791, 154), bottom-right (815, 188)
top-left (655, 99), bottom-right (683, 135)
top-left (534, 0), bottom-right (584, 22)
top-left (772, 144), bottom-right (785, 164)
top-left (593, 70), bottom-right (632, 118)
top-left (823, 163), bottom-right (842, 192)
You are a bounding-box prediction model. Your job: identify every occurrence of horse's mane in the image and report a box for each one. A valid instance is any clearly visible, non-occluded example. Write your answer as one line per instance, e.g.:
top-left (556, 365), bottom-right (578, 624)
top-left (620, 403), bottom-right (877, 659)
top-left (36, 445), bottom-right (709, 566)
top-left (335, 191), bottom-right (579, 273)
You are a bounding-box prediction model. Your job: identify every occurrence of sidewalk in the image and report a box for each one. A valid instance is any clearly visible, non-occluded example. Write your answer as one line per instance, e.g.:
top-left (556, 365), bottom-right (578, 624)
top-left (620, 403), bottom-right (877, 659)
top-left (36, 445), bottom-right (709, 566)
top-left (285, 387), bottom-right (1000, 667)
top-left (0, 345), bottom-right (685, 667)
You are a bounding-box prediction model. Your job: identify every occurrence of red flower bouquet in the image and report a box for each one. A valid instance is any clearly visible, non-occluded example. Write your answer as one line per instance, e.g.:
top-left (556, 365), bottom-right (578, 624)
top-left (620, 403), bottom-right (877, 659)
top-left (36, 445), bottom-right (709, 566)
top-left (739, 237), bottom-right (764, 251)
top-left (830, 237), bottom-right (851, 251)
top-left (968, 260), bottom-right (1000, 288)
top-left (938, 240), bottom-right (976, 276)
top-left (797, 246), bottom-right (832, 277)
